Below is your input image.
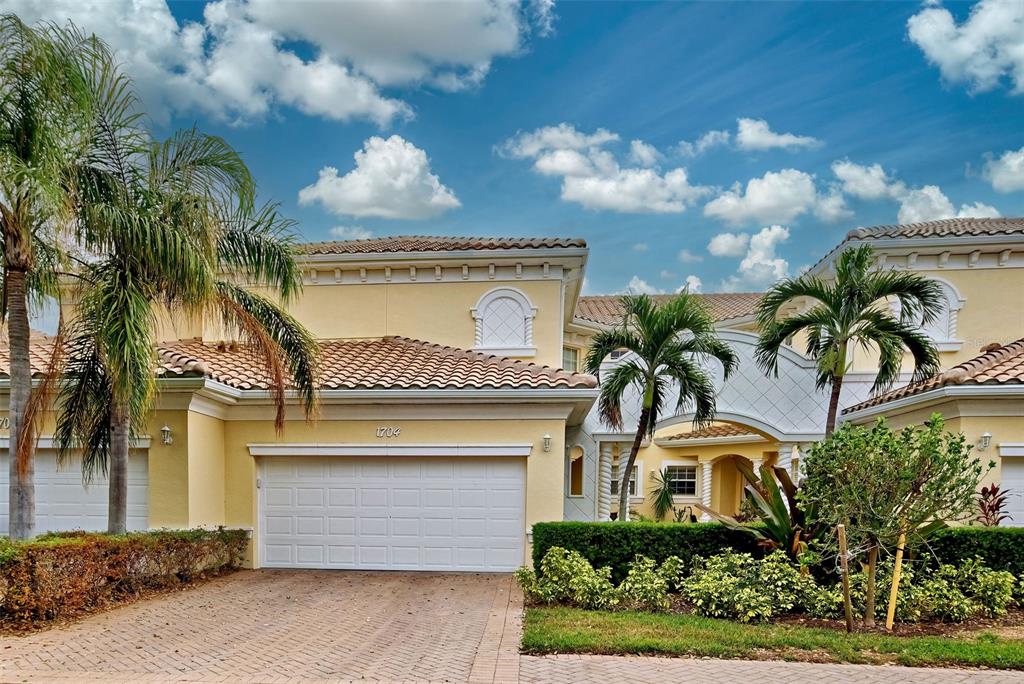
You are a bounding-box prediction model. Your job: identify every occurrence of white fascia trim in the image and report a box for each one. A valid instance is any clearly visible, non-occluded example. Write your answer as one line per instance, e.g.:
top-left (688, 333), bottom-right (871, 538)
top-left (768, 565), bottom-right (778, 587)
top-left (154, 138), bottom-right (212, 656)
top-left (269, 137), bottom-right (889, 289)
top-left (843, 385), bottom-right (1024, 422)
top-left (0, 436), bottom-right (152, 449)
top-left (248, 442), bottom-right (533, 457)
top-left (999, 443), bottom-right (1024, 458)
top-left (810, 235), bottom-right (1024, 276)
top-left (654, 434), bottom-right (769, 448)
top-left (298, 247), bottom-right (590, 267)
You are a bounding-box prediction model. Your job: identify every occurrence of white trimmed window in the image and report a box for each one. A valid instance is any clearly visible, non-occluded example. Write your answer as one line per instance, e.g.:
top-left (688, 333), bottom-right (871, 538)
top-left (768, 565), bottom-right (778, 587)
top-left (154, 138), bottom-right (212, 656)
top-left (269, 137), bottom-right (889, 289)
top-left (665, 465), bottom-right (697, 496)
top-left (610, 460), bottom-right (641, 498)
top-left (471, 288), bottom-right (537, 356)
top-left (892, 278), bottom-right (965, 353)
top-left (566, 445), bottom-right (584, 497)
top-left (562, 346), bottom-right (579, 372)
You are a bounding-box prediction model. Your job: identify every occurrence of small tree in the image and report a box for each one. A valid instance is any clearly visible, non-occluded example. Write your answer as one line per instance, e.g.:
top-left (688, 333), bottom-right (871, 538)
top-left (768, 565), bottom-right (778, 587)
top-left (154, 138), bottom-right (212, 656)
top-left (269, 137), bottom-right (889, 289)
top-left (800, 415), bottom-right (984, 628)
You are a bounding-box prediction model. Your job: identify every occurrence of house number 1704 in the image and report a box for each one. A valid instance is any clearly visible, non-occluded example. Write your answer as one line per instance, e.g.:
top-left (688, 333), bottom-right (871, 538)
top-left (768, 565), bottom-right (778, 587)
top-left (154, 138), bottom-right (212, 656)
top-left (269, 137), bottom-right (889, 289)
top-left (375, 426), bottom-right (401, 438)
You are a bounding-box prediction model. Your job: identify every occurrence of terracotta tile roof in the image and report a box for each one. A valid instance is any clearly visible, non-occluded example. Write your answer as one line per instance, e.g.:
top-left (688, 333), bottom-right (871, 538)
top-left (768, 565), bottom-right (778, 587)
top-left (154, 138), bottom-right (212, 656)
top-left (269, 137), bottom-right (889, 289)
top-left (844, 217), bottom-right (1024, 242)
top-left (154, 337), bottom-right (597, 391)
top-left (574, 293), bottom-right (762, 327)
top-left (662, 424), bottom-right (759, 441)
top-left (299, 235), bottom-right (586, 255)
top-left (844, 339), bottom-right (1024, 414)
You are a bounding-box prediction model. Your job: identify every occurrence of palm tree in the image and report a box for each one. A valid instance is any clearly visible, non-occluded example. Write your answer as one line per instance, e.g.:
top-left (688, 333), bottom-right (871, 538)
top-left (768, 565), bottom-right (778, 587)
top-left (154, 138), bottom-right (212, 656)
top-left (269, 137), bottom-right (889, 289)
top-left (54, 64), bottom-right (319, 532)
top-left (755, 244), bottom-right (943, 435)
top-left (584, 293), bottom-right (738, 520)
top-left (0, 16), bottom-right (99, 539)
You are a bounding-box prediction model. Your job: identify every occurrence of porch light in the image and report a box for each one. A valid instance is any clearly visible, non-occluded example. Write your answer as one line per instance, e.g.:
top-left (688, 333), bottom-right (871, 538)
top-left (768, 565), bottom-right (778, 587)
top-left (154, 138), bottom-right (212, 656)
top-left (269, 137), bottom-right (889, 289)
top-left (543, 434), bottom-right (552, 452)
top-left (161, 425), bottom-right (173, 445)
top-left (979, 432), bottom-right (992, 451)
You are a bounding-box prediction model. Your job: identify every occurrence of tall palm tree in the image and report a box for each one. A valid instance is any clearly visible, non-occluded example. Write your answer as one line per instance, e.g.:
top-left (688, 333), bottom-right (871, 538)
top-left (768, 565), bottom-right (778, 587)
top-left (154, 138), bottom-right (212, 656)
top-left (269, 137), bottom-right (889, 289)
top-left (755, 244), bottom-right (943, 435)
top-left (585, 293), bottom-right (738, 520)
top-left (0, 15), bottom-right (99, 539)
top-left (54, 62), bottom-right (319, 532)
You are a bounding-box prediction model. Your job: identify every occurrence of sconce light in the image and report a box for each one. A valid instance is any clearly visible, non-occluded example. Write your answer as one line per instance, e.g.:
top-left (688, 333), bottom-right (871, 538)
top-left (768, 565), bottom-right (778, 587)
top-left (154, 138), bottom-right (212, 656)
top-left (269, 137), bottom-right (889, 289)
top-left (979, 432), bottom-right (992, 451)
top-left (542, 434), bottom-right (552, 452)
top-left (161, 425), bottom-right (173, 445)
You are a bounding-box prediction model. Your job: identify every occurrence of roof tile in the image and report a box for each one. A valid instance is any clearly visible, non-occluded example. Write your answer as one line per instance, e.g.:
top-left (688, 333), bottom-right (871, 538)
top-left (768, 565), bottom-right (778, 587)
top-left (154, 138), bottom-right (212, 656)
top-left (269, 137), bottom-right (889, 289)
top-left (662, 424), bottom-right (758, 441)
top-left (299, 235), bottom-right (586, 255)
top-left (845, 217), bottom-right (1024, 241)
top-left (574, 293), bottom-right (761, 327)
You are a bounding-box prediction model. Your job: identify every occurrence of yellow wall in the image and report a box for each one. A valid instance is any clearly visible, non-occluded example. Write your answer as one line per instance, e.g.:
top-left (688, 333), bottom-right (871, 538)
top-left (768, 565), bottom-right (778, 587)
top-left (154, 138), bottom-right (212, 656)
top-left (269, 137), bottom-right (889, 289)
top-left (186, 411), bottom-right (226, 527)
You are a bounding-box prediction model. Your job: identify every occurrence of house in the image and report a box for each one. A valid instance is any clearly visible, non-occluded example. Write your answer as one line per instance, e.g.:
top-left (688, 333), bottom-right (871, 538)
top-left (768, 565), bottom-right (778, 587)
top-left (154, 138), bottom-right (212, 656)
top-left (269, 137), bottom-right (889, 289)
top-left (1, 218), bottom-right (1022, 570)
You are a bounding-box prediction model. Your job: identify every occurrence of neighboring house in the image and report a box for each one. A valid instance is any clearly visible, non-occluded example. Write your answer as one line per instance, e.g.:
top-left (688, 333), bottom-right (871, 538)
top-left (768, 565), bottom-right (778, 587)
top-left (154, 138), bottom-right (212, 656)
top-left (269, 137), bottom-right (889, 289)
top-left (1, 218), bottom-right (1022, 570)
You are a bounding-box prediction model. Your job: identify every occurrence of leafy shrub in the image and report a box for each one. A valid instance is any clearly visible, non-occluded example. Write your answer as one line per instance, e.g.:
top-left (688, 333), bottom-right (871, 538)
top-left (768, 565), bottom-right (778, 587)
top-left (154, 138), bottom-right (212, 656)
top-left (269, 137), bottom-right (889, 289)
top-left (808, 560), bottom-right (922, 623)
top-left (532, 521), bottom-right (762, 582)
top-left (0, 528), bottom-right (248, 622)
top-left (657, 555), bottom-right (686, 593)
top-left (919, 566), bottom-right (978, 623)
top-left (516, 547), bottom-right (618, 610)
top-left (925, 527), bottom-right (1024, 577)
top-left (929, 558), bottom-right (1016, 620)
top-left (680, 550), bottom-right (809, 623)
top-left (617, 556), bottom-right (670, 612)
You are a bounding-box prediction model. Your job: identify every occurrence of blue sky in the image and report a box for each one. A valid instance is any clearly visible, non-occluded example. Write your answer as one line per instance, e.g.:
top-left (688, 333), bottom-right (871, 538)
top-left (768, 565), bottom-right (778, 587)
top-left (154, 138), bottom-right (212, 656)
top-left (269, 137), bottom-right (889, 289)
top-left (8, 0), bottom-right (1024, 294)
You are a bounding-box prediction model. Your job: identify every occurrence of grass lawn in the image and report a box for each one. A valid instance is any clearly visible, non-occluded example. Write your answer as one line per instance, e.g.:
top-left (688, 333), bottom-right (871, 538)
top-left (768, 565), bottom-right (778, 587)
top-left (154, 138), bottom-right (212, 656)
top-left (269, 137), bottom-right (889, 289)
top-left (523, 607), bottom-right (1024, 669)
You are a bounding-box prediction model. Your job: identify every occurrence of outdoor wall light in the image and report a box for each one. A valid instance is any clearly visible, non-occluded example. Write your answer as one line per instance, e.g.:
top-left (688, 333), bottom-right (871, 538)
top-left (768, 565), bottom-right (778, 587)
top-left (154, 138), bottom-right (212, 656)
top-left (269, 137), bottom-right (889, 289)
top-left (542, 434), bottom-right (552, 452)
top-left (979, 432), bottom-right (992, 451)
top-left (161, 425), bottom-right (173, 445)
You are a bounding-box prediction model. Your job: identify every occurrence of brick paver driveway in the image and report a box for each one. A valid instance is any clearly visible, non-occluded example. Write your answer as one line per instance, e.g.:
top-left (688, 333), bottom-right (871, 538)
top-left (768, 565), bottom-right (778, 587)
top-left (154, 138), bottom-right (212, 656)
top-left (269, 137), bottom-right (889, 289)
top-left (2, 569), bottom-right (1023, 683)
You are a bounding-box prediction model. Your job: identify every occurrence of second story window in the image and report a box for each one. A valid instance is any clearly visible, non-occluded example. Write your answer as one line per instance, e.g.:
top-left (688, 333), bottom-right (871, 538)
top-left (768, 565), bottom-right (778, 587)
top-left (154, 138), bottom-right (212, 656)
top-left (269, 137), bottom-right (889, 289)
top-left (562, 346), bottom-right (579, 372)
top-left (471, 287), bottom-right (538, 356)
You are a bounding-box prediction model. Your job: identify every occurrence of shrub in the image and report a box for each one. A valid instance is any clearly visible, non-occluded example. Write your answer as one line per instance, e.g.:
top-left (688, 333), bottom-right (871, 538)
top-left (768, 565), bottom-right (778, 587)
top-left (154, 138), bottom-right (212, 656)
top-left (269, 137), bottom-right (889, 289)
top-left (808, 560), bottom-right (923, 623)
top-left (0, 528), bottom-right (248, 622)
top-left (925, 527), bottom-right (1024, 577)
top-left (617, 556), bottom-right (670, 612)
top-left (516, 547), bottom-right (618, 610)
top-left (532, 521), bottom-right (762, 582)
top-left (657, 555), bottom-right (686, 593)
top-left (680, 550), bottom-right (809, 623)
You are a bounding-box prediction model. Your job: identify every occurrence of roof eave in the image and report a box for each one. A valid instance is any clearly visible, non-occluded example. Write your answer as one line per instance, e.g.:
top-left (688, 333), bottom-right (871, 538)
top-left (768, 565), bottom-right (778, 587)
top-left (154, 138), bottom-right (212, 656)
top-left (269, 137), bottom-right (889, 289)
top-left (842, 383), bottom-right (1024, 422)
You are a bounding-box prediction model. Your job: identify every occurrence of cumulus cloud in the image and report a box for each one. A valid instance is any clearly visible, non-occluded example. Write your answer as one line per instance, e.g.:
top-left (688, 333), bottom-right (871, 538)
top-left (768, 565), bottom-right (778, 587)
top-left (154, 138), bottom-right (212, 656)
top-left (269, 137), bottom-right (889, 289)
top-left (831, 159), bottom-right (1000, 223)
top-left (908, 0), bottom-right (1024, 95)
top-left (502, 124), bottom-right (710, 213)
top-left (4, 0), bottom-right (550, 125)
top-left (329, 225), bottom-right (372, 240)
top-left (298, 135), bottom-right (460, 219)
top-left (735, 118), bottom-right (820, 151)
top-left (721, 225), bottom-right (791, 292)
top-left (983, 145), bottom-right (1024, 192)
top-left (625, 276), bottom-right (663, 295)
top-left (660, 269), bottom-right (678, 280)
top-left (707, 232), bottom-right (750, 257)
top-left (677, 249), bottom-right (703, 263)
top-left (677, 129), bottom-right (731, 158)
top-left (680, 275), bottom-right (703, 293)
top-left (703, 169), bottom-right (847, 226)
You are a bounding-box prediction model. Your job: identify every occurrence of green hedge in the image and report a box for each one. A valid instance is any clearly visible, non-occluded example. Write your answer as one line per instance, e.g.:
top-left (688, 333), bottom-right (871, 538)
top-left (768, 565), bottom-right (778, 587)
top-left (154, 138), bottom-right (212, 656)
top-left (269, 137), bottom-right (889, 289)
top-left (0, 528), bottom-right (248, 622)
top-left (532, 522), bottom-right (1024, 582)
top-left (532, 521), bottom-right (762, 582)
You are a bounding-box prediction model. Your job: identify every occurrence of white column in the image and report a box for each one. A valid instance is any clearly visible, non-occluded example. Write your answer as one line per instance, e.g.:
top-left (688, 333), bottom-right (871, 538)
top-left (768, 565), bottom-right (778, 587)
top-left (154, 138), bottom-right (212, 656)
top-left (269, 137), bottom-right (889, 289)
top-left (597, 442), bottom-right (614, 521)
top-left (749, 457), bottom-right (763, 475)
top-left (776, 443), bottom-right (795, 479)
top-left (700, 461), bottom-right (713, 521)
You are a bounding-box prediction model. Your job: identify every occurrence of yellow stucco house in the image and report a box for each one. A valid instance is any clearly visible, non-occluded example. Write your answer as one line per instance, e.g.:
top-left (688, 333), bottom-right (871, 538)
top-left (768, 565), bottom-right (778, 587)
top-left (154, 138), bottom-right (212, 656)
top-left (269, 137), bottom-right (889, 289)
top-left (1, 217), bottom-right (1023, 569)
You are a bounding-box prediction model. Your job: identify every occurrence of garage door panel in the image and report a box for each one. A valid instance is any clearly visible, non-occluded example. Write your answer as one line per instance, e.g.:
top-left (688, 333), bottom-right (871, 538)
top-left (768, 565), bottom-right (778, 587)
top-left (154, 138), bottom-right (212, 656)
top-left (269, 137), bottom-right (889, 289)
top-left (260, 456), bottom-right (525, 571)
top-left (1003, 460), bottom-right (1024, 527)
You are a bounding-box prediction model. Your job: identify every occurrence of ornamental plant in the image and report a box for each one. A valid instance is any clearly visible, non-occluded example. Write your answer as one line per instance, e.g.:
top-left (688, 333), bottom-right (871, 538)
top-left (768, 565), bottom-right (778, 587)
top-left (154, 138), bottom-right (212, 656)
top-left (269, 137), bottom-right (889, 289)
top-left (680, 550), bottom-right (812, 622)
top-left (977, 484), bottom-right (1013, 527)
top-left (800, 415), bottom-right (985, 628)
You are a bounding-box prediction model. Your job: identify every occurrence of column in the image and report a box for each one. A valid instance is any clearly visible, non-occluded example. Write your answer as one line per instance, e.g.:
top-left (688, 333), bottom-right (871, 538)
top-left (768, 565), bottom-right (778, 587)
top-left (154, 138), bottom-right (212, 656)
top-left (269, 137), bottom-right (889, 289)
top-left (700, 461), bottom-right (713, 521)
top-left (776, 443), bottom-right (795, 480)
top-left (597, 442), bottom-right (614, 521)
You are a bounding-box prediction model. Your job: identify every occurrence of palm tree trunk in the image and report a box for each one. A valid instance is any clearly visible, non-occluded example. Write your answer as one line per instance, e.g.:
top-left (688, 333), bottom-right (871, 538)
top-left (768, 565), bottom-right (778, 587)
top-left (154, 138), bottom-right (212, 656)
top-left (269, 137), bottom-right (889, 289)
top-left (825, 375), bottom-right (844, 436)
top-left (617, 407), bottom-right (651, 521)
top-left (108, 401), bottom-right (129, 534)
top-left (863, 543), bottom-right (879, 629)
top-left (6, 264), bottom-right (34, 540)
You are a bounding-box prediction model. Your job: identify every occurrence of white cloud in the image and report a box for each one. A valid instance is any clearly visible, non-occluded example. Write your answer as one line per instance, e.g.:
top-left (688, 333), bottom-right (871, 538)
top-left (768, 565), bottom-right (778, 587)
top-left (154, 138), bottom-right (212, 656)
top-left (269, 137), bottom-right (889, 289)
top-left (502, 123), bottom-right (710, 213)
top-left (298, 135), bottom-right (460, 219)
top-left (677, 129), bottom-right (731, 158)
top-left (908, 0), bottom-right (1024, 95)
top-left (983, 145), bottom-right (1024, 192)
top-left (957, 201), bottom-right (1002, 218)
top-left (629, 140), bottom-right (662, 167)
top-left (721, 225), bottom-right (791, 291)
top-left (677, 249), bottom-right (703, 263)
top-left (704, 169), bottom-right (846, 226)
top-left (660, 269), bottom-right (678, 280)
top-left (707, 232), bottom-right (750, 257)
top-left (625, 276), bottom-right (663, 295)
top-left (329, 225), bottom-right (372, 240)
top-left (632, 242), bottom-right (649, 252)
top-left (4, 0), bottom-right (550, 125)
top-left (679, 275), bottom-right (703, 293)
top-left (735, 118), bottom-right (820, 151)
top-left (831, 160), bottom-right (905, 200)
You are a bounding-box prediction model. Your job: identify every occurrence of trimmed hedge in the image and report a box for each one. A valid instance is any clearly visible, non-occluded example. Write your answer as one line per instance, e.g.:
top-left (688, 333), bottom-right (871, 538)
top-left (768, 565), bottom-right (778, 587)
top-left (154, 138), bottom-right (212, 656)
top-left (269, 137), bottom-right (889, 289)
top-left (532, 521), bottom-right (762, 582)
top-left (0, 528), bottom-right (248, 622)
top-left (532, 522), bottom-right (1024, 582)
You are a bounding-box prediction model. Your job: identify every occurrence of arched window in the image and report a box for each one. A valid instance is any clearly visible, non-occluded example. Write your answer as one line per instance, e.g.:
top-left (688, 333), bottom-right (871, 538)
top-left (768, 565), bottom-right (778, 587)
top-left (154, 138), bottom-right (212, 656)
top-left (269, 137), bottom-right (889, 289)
top-left (892, 277), bottom-right (965, 352)
top-left (471, 288), bottom-right (537, 356)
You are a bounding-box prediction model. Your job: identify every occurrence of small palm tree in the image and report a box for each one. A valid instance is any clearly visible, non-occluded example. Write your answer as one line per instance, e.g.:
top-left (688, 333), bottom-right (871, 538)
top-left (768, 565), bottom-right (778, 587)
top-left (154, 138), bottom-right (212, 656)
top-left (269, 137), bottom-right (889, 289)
top-left (755, 244), bottom-right (943, 435)
top-left (54, 59), bottom-right (319, 532)
top-left (585, 293), bottom-right (738, 520)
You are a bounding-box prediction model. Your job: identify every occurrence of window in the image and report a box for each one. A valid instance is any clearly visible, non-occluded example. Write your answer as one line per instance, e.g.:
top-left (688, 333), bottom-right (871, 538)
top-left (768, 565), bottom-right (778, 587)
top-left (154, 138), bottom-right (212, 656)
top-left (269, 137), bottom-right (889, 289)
top-left (665, 465), bottom-right (697, 496)
top-left (562, 346), bottom-right (579, 372)
top-left (567, 445), bottom-right (584, 497)
top-left (891, 278), bottom-right (964, 352)
top-left (609, 349), bottom-right (629, 360)
top-left (471, 288), bottom-right (537, 355)
top-left (611, 462), bottom-right (640, 497)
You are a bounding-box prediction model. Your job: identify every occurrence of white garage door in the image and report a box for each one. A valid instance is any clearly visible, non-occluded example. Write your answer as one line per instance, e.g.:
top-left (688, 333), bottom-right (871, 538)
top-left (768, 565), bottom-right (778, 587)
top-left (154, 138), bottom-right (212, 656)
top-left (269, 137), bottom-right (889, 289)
top-left (0, 450), bottom-right (149, 534)
top-left (1002, 458), bottom-right (1024, 528)
top-left (260, 456), bottom-right (526, 571)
